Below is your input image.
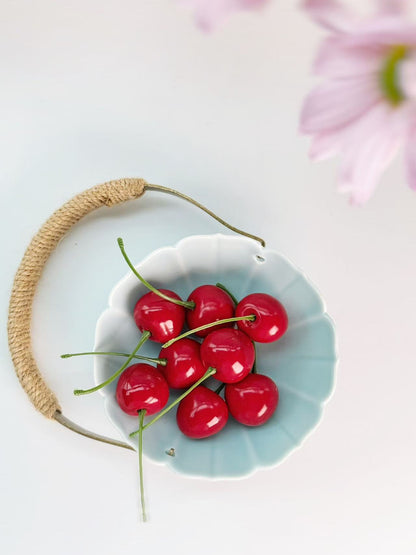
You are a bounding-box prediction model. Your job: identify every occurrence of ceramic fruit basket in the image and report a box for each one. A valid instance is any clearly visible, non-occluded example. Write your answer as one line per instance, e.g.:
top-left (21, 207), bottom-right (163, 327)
top-left (7, 178), bottom-right (337, 519)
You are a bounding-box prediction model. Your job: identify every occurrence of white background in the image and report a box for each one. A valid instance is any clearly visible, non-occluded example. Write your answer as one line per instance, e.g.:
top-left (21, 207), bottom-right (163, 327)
top-left (1, 1), bottom-right (415, 554)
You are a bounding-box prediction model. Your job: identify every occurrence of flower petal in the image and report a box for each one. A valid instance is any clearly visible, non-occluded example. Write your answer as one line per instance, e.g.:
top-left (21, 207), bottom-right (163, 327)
top-left (314, 36), bottom-right (384, 78)
top-left (337, 104), bottom-right (404, 203)
top-left (309, 129), bottom-right (341, 160)
top-left (302, 0), bottom-right (358, 33)
top-left (300, 76), bottom-right (381, 134)
top-left (405, 121), bottom-right (416, 190)
top-left (345, 15), bottom-right (416, 48)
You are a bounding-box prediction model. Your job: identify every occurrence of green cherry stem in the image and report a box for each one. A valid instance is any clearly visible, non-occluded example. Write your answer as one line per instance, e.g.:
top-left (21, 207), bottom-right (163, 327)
top-left (215, 282), bottom-right (239, 306)
top-left (138, 409), bottom-right (147, 522)
top-left (130, 367), bottom-right (216, 437)
top-left (117, 238), bottom-right (195, 310)
top-left (73, 331), bottom-right (151, 396)
top-left (161, 315), bottom-right (256, 349)
top-left (61, 351), bottom-right (166, 366)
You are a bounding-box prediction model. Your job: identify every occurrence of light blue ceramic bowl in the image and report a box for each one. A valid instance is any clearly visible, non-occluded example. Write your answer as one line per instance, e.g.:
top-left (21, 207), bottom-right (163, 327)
top-left (94, 234), bottom-right (337, 479)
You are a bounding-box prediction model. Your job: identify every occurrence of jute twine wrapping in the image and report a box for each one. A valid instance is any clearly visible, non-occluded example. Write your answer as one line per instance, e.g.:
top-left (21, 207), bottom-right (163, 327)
top-left (7, 178), bottom-right (146, 420)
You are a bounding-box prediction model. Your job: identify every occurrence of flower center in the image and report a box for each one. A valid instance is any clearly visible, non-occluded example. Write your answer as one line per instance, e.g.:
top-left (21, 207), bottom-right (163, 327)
top-left (380, 45), bottom-right (408, 106)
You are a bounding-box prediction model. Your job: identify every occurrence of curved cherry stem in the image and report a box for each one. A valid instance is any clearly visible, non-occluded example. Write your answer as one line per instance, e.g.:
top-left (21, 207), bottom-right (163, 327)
top-left (130, 367), bottom-right (216, 437)
top-left (215, 282), bottom-right (239, 306)
top-left (117, 238), bottom-right (195, 310)
top-left (138, 409), bottom-right (147, 522)
top-left (73, 331), bottom-right (151, 395)
top-left (61, 351), bottom-right (166, 367)
top-left (161, 315), bottom-right (256, 349)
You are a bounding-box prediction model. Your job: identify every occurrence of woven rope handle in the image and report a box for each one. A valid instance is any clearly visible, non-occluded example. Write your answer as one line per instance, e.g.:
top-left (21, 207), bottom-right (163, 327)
top-left (7, 177), bottom-right (264, 449)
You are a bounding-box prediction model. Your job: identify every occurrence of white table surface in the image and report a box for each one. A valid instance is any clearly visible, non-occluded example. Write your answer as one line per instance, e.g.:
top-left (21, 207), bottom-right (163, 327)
top-left (1, 2), bottom-right (415, 554)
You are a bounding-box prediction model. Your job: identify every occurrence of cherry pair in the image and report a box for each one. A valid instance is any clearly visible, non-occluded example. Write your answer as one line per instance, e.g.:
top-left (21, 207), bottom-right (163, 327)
top-left (159, 326), bottom-right (255, 389)
top-left (176, 373), bottom-right (279, 437)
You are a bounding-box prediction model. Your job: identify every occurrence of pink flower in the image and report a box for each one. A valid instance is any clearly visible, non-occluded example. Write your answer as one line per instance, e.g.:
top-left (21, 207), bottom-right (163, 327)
top-left (300, 0), bottom-right (416, 204)
top-left (179, 0), bottom-right (269, 31)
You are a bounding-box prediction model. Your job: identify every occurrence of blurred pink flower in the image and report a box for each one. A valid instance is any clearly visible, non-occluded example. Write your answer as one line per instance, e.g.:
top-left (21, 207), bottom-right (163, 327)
top-left (180, 0), bottom-right (269, 31)
top-left (300, 0), bottom-right (416, 204)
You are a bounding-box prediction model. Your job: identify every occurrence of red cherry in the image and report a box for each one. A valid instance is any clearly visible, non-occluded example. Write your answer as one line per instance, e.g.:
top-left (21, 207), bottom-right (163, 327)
top-left (134, 289), bottom-right (186, 343)
top-left (176, 386), bottom-right (229, 439)
top-left (116, 363), bottom-right (170, 416)
top-left (225, 373), bottom-right (279, 426)
top-left (186, 285), bottom-right (235, 337)
top-left (236, 293), bottom-right (288, 343)
top-left (200, 328), bottom-right (255, 384)
top-left (158, 338), bottom-right (206, 389)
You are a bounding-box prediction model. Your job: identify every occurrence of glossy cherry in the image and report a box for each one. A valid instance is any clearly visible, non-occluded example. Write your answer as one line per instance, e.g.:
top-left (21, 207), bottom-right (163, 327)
top-left (134, 289), bottom-right (186, 343)
top-left (225, 373), bottom-right (279, 426)
top-left (200, 328), bottom-right (255, 383)
top-left (236, 293), bottom-right (288, 343)
top-left (116, 363), bottom-right (170, 416)
top-left (186, 285), bottom-right (235, 337)
top-left (158, 338), bottom-right (206, 389)
top-left (176, 386), bottom-right (229, 439)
